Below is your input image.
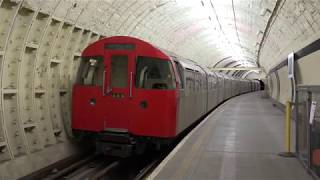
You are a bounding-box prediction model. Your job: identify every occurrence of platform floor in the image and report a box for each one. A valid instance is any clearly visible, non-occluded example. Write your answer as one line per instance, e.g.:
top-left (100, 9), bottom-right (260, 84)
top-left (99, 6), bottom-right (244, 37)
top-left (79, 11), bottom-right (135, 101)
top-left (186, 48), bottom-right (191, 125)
top-left (149, 92), bottom-right (313, 180)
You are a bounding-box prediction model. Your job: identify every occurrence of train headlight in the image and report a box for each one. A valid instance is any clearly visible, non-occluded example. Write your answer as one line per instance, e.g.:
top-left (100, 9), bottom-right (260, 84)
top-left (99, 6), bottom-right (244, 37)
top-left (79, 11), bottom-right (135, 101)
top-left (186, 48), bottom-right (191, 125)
top-left (140, 100), bottom-right (148, 109)
top-left (89, 98), bottom-right (96, 106)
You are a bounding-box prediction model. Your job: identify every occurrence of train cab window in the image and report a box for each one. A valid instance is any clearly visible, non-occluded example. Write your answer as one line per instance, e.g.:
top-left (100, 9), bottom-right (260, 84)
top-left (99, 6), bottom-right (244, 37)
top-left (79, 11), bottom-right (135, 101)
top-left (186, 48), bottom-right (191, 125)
top-left (174, 61), bottom-right (184, 89)
top-left (77, 56), bottom-right (104, 86)
top-left (135, 56), bottom-right (176, 90)
top-left (111, 55), bottom-right (128, 88)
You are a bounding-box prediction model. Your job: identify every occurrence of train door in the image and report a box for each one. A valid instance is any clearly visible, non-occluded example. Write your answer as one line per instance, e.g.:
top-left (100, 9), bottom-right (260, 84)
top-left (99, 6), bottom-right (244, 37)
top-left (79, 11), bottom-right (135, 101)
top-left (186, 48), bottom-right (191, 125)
top-left (103, 50), bottom-right (135, 130)
top-left (131, 56), bottom-right (178, 137)
top-left (72, 56), bottom-right (106, 131)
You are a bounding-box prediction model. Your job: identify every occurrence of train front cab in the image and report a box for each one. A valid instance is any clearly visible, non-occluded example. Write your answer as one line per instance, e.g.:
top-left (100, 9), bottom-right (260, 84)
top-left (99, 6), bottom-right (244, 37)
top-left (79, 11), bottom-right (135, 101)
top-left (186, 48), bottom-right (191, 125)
top-left (72, 37), bottom-right (179, 157)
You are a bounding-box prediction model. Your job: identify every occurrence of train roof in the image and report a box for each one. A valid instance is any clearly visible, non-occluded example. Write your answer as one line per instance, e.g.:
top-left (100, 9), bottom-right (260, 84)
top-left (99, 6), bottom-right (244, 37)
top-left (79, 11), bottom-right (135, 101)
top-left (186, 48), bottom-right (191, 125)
top-left (82, 36), bottom-right (171, 61)
top-left (85, 36), bottom-right (234, 78)
top-left (201, 66), bottom-right (216, 76)
top-left (160, 48), bottom-right (206, 74)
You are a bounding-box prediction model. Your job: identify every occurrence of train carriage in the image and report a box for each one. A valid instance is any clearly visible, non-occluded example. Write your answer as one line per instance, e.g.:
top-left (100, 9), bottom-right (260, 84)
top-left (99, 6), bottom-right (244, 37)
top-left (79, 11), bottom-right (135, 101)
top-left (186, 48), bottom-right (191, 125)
top-left (72, 36), bottom-right (259, 157)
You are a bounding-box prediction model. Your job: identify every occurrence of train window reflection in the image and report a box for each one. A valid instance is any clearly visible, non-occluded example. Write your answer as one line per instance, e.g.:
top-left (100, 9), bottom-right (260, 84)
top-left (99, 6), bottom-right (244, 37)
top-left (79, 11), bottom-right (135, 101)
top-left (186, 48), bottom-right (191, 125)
top-left (77, 56), bottom-right (104, 86)
top-left (111, 55), bottom-right (128, 88)
top-left (174, 61), bottom-right (184, 89)
top-left (136, 56), bottom-right (176, 90)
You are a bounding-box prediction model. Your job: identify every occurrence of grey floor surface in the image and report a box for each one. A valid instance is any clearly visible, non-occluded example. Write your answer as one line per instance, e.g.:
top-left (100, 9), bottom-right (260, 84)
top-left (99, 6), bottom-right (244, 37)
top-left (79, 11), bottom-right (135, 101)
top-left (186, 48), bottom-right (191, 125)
top-left (151, 92), bottom-right (313, 180)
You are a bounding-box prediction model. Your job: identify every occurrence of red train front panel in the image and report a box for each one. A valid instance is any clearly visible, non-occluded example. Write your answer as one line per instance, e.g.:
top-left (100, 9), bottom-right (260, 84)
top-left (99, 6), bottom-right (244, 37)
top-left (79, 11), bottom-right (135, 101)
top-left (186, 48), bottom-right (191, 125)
top-left (72, 36), bottom-right (179, 138)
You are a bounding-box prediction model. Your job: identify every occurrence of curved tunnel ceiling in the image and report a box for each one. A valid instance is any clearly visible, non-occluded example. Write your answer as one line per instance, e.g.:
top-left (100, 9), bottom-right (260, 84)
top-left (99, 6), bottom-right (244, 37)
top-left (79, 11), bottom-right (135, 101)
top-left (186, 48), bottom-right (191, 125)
top-left (24, 0), bottom-right (277, 74)
top-left (22, 0), bottom-right (320, 75)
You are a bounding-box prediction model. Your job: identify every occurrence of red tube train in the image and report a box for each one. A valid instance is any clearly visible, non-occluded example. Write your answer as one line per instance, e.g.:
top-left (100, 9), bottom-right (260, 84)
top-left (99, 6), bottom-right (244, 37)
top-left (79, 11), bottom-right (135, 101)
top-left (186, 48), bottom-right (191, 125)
top-left (72, 36), bottom-right (260, 157)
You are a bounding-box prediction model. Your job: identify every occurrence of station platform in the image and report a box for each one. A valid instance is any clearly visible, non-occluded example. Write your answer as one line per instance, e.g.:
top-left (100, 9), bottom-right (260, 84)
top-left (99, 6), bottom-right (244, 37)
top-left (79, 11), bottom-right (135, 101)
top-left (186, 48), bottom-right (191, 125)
top-left (149, 92), bottom-right (313, 180)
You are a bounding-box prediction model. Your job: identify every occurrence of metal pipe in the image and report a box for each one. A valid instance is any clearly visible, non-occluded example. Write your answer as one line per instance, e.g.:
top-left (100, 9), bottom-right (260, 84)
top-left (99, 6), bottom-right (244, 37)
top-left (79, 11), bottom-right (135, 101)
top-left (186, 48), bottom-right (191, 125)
top-left (278, 101), bottom-right (295, 157)
top-left (102, 70), bottom-right (106, 96)
top-left (129, 72), bottom-right (133, 98)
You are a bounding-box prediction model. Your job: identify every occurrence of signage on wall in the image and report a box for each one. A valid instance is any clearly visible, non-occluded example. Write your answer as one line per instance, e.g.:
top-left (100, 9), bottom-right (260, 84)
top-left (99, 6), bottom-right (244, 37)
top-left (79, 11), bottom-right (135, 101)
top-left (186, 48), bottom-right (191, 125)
top-left (288, 52), bottom-right (294, 79)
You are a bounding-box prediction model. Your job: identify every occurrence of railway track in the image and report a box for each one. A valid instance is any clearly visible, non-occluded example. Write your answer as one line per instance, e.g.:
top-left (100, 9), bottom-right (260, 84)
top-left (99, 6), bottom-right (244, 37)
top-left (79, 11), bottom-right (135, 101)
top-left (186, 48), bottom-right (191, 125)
top-left (63, 158), bottom-right (119, 180)
top-left (20, 149), bottom-right (165, 180)
top-left (21, 131), bottom-right (201, 179)
top-left (21, 109), bottom-right (213, 180)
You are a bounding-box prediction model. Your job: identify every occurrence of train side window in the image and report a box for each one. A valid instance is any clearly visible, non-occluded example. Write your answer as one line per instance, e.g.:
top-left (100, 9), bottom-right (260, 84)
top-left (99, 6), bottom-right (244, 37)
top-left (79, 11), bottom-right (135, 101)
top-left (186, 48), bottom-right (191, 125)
top-left (77, 56), bottom-right (104, 86)
top-left (194, 73), bottom-right (198, 91)
top-left (174, 61), bottom-right (184, 89)
top-left (202, 75), bottom-right (206, 90)
top-left (196, 73), bottom-right (200, 91)
top-left (135, 56), bottom-right (176, 90)
top-left (195, 75), bottom-right (199, 91)
top-left (185, 69), bottom-right (194, 95)
top-left (212, 76), bottom-right (216, 89)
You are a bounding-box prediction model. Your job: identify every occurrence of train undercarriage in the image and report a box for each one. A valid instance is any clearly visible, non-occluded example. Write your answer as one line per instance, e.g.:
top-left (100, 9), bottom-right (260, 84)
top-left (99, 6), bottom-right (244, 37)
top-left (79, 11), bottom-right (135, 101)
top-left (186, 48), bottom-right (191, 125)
top-left (74, 129), bottom-right (173, 158)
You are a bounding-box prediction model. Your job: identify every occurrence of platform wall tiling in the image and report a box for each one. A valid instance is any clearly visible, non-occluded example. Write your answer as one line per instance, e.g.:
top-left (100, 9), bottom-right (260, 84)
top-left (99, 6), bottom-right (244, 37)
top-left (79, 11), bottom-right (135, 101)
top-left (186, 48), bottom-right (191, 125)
top-left (0, 1), bottom-right (103, 178)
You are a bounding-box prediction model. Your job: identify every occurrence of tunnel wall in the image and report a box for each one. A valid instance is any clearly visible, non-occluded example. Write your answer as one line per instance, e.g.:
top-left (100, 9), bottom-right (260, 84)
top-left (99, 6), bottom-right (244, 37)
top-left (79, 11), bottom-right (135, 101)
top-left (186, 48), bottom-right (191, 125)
top-left (261, 0), bottom-right (320, 106)
top-left (267, 39), bottom-right (320, 107)
top-left (295, 50), bottom-right (320, 85)
top-left (0, 1), bottom-right (104, 178)
top-left (259, 0), bottom-right (320, 72)
top-left (269, 72), bottom-right (278, 101)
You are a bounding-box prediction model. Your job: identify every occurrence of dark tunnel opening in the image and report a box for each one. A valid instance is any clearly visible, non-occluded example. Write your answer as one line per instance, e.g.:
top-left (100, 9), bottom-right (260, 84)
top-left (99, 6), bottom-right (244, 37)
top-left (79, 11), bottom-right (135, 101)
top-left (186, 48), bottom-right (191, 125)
top-left (258, 79), bottom-right (265, 90)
